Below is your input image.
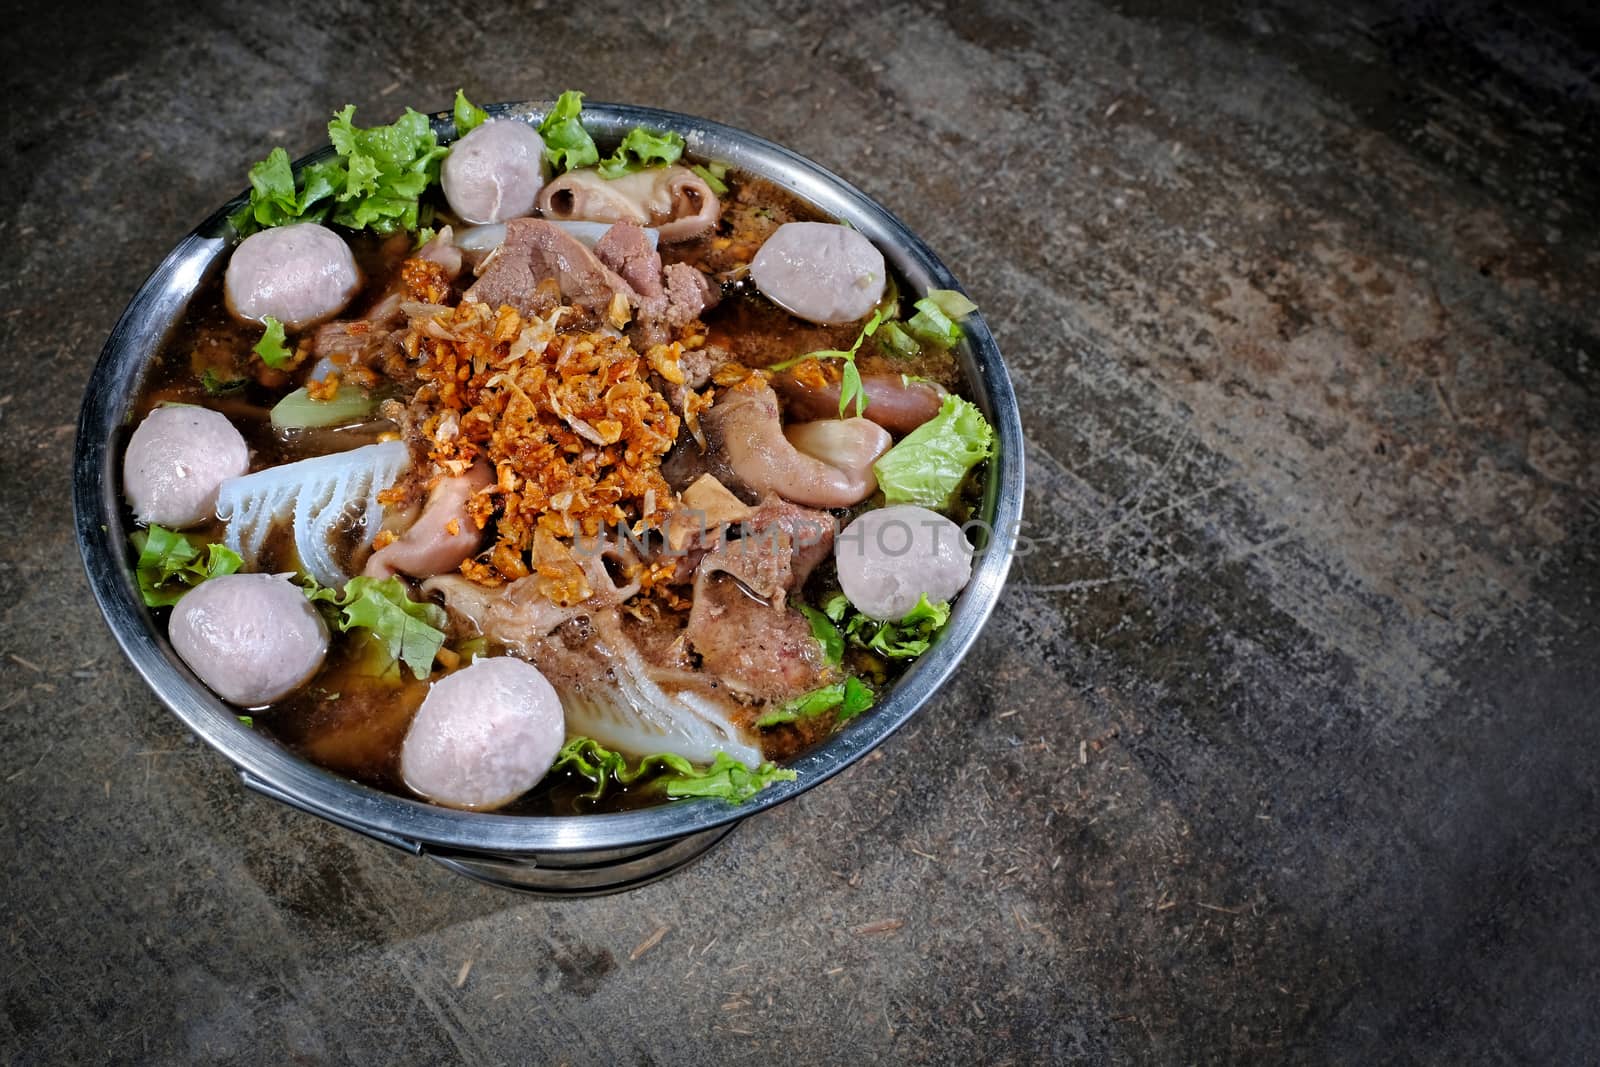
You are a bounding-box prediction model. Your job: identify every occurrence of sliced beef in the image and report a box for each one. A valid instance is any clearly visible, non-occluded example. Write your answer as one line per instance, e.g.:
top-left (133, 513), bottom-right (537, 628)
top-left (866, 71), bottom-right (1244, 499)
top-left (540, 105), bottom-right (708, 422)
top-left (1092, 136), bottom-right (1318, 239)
top-left (695, 494), bottom-right (834, 605)
top-left (309, 318), bottom-right (382, 363)
top-left (422, 548), bottom-right (640, 657)
top-left (466, 217), bottom-right (638, 318)
top-left (679, 345), bottom-right (714, 389)
top-left (593, 220), bottom-right (663, 298)
top-left (593, 221), bottom-right (717, 349)
top-left (753, 496), bottom-right (836, 589)
top-left (663, 262), bottom-right (716, 326)
top-left (684, 573), bottom-right (829, 702)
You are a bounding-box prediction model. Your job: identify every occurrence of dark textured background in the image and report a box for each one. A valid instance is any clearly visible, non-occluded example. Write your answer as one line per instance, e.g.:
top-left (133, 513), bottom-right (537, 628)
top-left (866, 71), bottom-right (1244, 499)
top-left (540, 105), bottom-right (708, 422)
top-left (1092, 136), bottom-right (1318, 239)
top-left (3, 0), bottom-right (1598, 1062)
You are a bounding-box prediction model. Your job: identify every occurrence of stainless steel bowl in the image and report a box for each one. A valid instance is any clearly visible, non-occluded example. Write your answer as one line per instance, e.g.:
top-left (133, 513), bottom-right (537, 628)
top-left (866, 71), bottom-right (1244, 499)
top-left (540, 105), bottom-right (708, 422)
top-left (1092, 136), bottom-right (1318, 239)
top-left (73, 101), bottom-right (1025, 895)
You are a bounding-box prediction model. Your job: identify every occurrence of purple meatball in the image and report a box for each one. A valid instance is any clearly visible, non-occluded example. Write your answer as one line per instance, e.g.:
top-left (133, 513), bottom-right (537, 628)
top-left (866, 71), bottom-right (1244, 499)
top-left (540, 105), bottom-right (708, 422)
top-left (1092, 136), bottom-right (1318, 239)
top-left (748, 221), bottom-right (886, 325)
top-left (123, 406), bottom-right (250, 528)
top-left (400, 656), bottom-right (566, 810)
top-left (441, 119), bottom-right (547, 225)
top-left (835, 505), bottom-right (973, 621)
top-left (168, 574), bottom-right (330, 706)
top-left (224, 223), bottom-right (361, 330)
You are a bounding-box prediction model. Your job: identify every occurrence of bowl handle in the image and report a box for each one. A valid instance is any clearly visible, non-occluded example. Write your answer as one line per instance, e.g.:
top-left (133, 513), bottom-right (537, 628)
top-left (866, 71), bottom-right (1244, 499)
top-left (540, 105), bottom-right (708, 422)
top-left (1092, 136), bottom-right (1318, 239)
top-left (238, 770), bottom-right (425, 856)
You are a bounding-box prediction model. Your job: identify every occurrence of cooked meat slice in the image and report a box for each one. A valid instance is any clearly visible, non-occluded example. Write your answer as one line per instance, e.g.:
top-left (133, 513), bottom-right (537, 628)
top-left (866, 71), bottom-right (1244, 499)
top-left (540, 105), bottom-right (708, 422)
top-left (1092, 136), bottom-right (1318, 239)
top-left (663, 262), bottom-right (715, 327)
top-left (593, 221), bottom-right (716, 349)
top-left (422, 549), bottom-right (640, 657)
top-left (679, 345), bottom-right (714, 389)
top-left (680, 494), bottom-right (834, 604)
top-left (593, 220), bottom-right (663, 298)
top-left (684, 573), bottom-right (829, 702)
top-left (465, 217), bottom-right (638, 317)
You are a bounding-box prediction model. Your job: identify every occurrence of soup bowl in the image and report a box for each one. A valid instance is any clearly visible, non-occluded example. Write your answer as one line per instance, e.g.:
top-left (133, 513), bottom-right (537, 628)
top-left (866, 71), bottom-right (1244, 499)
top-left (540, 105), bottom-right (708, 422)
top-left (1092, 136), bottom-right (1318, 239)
top-left (73, 101), bottom-right (1025, 895)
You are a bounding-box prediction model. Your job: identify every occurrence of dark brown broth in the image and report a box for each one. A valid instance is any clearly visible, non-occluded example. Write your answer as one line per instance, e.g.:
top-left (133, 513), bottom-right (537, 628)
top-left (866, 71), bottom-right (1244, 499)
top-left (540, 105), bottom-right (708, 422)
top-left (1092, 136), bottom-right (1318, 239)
top-left (133, 168), bottom-right (977, 817)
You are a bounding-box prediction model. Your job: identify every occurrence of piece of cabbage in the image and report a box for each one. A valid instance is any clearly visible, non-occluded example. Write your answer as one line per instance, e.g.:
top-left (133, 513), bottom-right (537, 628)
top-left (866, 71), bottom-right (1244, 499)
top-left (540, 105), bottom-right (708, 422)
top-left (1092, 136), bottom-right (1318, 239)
top-left (556, 626), bottom-right (762, 766)
top-left (215, 440), bottom-right (410, 589)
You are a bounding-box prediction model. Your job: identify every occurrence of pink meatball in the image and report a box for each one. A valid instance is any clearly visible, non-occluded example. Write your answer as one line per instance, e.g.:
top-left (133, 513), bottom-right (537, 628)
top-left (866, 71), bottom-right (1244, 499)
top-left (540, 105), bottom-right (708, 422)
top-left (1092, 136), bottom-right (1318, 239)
top-left (400, 657), bottom-right (566, 810)
top-left (168, 574), bottom-right (330, 706)
top-left (123, 406), bottom-right (250, 528)
top-left (441, 119), bottom-right (547, 224)
top-left (224, 223), bottom-right (361, 330)
top-left (749, 221), bottom-right (886, 325)
top-left (835, 505), bottom-right (973, 621)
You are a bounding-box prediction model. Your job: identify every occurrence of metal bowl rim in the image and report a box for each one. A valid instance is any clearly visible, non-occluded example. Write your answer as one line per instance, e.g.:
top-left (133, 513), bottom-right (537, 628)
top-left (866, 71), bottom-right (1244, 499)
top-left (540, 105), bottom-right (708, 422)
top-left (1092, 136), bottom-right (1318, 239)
top-left (73, 99), bottom-right (1026, 855)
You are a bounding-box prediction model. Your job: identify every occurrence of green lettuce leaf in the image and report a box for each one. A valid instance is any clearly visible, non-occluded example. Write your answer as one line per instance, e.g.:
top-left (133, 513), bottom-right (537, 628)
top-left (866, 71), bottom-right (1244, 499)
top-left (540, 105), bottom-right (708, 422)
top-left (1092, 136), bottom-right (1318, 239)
top-left (452, 89), bottom-right (488, 136)
top-left (924, 288), bottom-right (978, 318)
top-left (302, 575), bottom-right (447, 679)
top-left (325, 105), bottom-right (447, 234)
top-left (253, 316), bottom-right (293, 369)
top-left (842, 594), bottom-right (951, 659)
top-left (538, 90), bottom-right (600, 171)
top-left (821, 590), bottom-right (850, 623)
top-left (872, 394), bottom-right (994, 508)
top-left (296, 159), bottom-right (345, 213)
top-left (663, 752), bottom-right (796, 801)
top-left (836, 676), bottom-right (876, 722)
top-left (597, 126), bottom-right (686, 179)
top-left (233, 103), bottom-right (447, 237)
top-left (799, 604), bottom-right (844, 665)
top-left (552, 737), bottom-right (795, 803)
top-left (753, 674), bottom-right (876, 728)
top-left (130, 525), bottom-right (242, 607)
top-left (755, 683), bottom-right (847, 728)
top-left (235, 147), bottom-right (318, 231)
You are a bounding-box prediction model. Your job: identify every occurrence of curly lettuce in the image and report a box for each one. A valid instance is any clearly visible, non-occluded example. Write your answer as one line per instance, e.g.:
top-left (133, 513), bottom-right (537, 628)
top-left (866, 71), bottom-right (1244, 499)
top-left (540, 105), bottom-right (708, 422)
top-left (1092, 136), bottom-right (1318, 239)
top-left (130, 525), bottom-right (242, 608)
top-left (252, 316), bottom-right (293, 369)
top-left (232, 103), bottom-right (449, 236)
top-left (539, 90), bottom-right (692, 181)
top-left (552, 737), bottom-right (795, 803)
top-left (452, 89), bottom-right (488, 136)
top-left (823, 591), bottom-right (951, 660)
top-left (597, 126), bottom-right (686, 179)
top-left (755, 677), bottom-right (874, 728)
top-left (872, 394), bottom-right (994, 508)
top-left (538, 90), bottom-right (600, 171)
top-left (302, 575), bottom-right (448, 679)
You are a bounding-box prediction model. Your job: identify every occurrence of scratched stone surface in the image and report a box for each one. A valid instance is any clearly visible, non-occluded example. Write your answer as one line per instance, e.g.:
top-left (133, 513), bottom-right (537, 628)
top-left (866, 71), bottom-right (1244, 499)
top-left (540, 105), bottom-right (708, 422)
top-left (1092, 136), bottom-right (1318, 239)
top-left (2, 0), bottom-right (1597, 1062)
